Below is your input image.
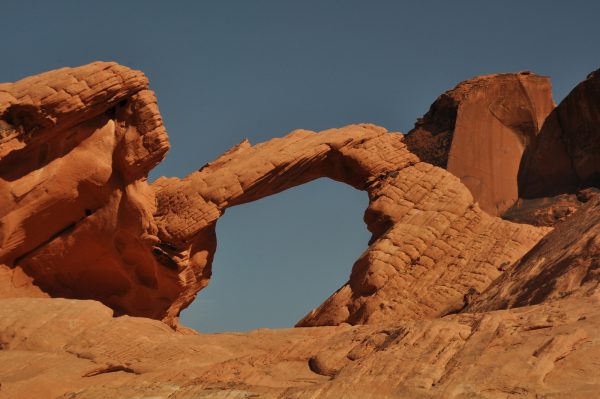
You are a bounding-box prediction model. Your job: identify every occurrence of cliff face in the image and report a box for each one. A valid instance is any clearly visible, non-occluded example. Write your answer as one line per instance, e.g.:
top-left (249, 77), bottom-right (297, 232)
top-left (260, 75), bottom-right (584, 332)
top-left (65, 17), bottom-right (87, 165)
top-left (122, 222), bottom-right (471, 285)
top-left (519, 68), bottom-right (600, 198)
top-left (1, 63), bottom-right (600, 398)
top-left (405, 72), bottom-right (554, 216)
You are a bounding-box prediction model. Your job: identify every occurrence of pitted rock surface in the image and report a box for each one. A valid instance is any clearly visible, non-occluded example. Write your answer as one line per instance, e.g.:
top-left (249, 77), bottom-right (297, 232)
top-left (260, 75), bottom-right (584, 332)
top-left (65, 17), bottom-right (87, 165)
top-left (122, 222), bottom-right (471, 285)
top-left (152, 125), bottom-right (547, 326)
top-left (0, 62), bottom-right (177, 320)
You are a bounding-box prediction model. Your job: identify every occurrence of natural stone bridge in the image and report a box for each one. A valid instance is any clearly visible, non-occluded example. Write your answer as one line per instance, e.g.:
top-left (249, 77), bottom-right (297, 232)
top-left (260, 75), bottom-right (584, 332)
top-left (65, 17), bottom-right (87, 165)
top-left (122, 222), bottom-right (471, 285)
top-left (0, 62), bottom-right (546, 327)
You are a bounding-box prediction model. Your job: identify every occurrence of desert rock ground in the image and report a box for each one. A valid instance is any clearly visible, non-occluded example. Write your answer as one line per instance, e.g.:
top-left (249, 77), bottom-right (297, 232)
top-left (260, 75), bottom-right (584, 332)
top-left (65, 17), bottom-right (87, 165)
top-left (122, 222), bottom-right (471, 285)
top-left (1, 63), bottom-right (599, 398)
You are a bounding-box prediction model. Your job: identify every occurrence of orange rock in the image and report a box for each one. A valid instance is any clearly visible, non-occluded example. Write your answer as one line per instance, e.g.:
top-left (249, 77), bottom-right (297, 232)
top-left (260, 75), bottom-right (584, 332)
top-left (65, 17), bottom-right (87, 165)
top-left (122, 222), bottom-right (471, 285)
top-left (469, 195), bottom-right (600, 312)
top-left (0, 63), bottom-right (548, 329)
top-left (519, 68), bottom-right (600, 198)
top-left (405, 72), bottom-right (555, 216)
top-left (503, 187), bottom-right (600, 226)
top-left (2, 62), bottom-right (600, 399)
top-left (0, 264), bottom-right (47, 298)
top-left (152, 125), bottom-right (546, 327)
top-left (0, 296), bottom-right (599, 397)
top-left (0, 62), bottom-right (177, 320)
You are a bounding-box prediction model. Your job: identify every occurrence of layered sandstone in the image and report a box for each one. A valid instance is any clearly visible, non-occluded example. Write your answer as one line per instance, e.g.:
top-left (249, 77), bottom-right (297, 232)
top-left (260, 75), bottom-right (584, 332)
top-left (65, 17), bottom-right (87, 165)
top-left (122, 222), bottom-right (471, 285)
top-left (3, 62), bottom-right (600, 399)
top-left (0, 62), bottom-right (179, 320)
top-left (405, 72), bottom-right (554, 216)
top-left (0, 296), bottom-right (598, 398)
top-left (151, 125), bottom-right (546, 327)
top-left (469, 195), bottom-right (600, 312)
top-left (519, 68), bottom-right (600, 198)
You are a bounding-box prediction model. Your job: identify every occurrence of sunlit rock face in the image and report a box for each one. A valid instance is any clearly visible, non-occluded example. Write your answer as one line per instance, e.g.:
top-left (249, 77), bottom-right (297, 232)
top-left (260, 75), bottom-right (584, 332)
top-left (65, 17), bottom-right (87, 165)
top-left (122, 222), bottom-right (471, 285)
top-left (152, 124), bottom-right (545, 327)
top-left (0, 63), bottom-right (548, 328)
top-left (519, 68), bottom-right (600, 198)
top-left (0, 62), bottom-right (178, 320)
top-left (405, 72), bottom-right (554, 216)
top-left (2, 62), bottom-right (600, 398)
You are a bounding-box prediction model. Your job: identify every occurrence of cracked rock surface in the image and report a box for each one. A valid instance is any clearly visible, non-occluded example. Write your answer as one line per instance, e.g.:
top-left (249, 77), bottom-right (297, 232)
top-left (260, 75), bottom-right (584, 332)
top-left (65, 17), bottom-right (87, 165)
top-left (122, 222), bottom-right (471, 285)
top-left (1, 63), bottom-right (600, 398)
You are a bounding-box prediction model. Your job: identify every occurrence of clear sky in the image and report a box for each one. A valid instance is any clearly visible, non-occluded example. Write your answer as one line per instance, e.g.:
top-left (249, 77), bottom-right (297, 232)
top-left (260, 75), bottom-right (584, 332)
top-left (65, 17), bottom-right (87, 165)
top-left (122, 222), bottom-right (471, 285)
top-left (2, 1), bottom-right (599, 332)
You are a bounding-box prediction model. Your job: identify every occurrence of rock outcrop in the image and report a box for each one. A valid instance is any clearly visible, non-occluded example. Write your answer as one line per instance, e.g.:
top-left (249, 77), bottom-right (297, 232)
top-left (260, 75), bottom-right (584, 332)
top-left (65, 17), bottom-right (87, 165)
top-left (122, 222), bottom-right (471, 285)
top-left (519, 68), bottom-right (600, 198)
top-left (152, 125), bottom-right (546, 327)
top-left (469, 195), bottom-right (600, 312)
top-left (0, 63), bottom-right (548, 327)
top-left (3, 62), bottom-right (600, 398)
top-left (1, 296), bottom-right (599, 398)
top-left (405, 72), bottom-right (554, 216)
top-left (0, 62), bottom-right (178, 320)
top-left (502, 187), bottom-right (600, 227)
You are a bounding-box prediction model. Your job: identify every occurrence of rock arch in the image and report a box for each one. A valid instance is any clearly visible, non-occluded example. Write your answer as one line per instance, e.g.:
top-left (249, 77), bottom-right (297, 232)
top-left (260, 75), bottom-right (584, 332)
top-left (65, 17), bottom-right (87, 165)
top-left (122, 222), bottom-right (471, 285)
top-left (0, 63), bottom-right (548, 329)
top-left (153, 124), bottom-right (546, 327)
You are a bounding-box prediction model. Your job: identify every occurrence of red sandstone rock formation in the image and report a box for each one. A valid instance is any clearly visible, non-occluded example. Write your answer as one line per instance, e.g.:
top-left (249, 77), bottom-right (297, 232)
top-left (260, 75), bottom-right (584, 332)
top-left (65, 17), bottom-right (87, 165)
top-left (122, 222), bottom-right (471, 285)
top-left (0, 64), bottom-right (548, 328)
top-left (2, 62), bottom-right (600, 398)
top-left (469, 195), bottom-right (600, 312)
top-left (152, 125), bottom-right (545, 327)
top-left (405, 72), bottom-right (554, 216)
top-left (0, 295), bottom-right (598, 398)
top-left (0, 62), bottom-right (178, 320)
top-left (519, 68), bottom-right (600, 198)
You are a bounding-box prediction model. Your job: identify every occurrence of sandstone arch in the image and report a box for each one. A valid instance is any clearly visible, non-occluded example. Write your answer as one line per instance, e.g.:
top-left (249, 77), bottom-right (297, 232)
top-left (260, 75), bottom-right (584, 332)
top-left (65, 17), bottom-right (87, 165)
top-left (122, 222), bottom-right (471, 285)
top-left (0, 62), bottom-right (548, 328)
top-left (152, 124), bottom-right (547, 327)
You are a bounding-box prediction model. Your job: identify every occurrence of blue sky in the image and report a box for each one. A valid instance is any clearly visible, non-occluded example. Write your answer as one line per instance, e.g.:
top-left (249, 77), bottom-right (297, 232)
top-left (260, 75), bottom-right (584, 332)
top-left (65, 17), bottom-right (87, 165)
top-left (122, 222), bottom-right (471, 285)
top-left (2, 1), bottom-right (599, 332)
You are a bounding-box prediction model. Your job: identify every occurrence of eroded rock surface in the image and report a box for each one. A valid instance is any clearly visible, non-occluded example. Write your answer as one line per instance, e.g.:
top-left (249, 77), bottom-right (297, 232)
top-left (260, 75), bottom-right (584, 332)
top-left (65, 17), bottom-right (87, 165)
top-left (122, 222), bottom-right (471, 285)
top-left (469, 196), bottom-right (600, 312)
top-left (405, 72), bottom-right (554, 216)
top-left (152, 125), bottom-right (546, 326)
top-left (0, 63), bottom-right (551, 328)
top-left (0, 62), bottom-right (180, 320)
top-left (519, 68), bottom-right (600, 198)
top-left (3, 62), bottom-right (600, 398)
top-left (0, 297), bottom-right (599, 398)
top-left (502, 187), bottom-right (600, 227)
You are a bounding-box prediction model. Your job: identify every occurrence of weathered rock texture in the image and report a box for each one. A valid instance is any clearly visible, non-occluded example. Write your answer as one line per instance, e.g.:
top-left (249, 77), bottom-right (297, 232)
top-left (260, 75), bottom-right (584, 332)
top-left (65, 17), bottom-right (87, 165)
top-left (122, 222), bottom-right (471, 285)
top-left (152, 125), bottom-right (546, 327)
top-left (1, 296), bottom-right (599, 398)
top-left (519, 68), bottom-right (600, 198)
top-left (0, 63), bottom-right (548, 329)
top-left (405, 72), bottom-right (554, 216)
top-left (502, 188), bottom-right (600, 227)
top-left (3, 62), bottom-right (600, 398)
top-left (0, 62), bottom-right (179, 320)
top-left (469, 196), bottom-right (600, 312)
